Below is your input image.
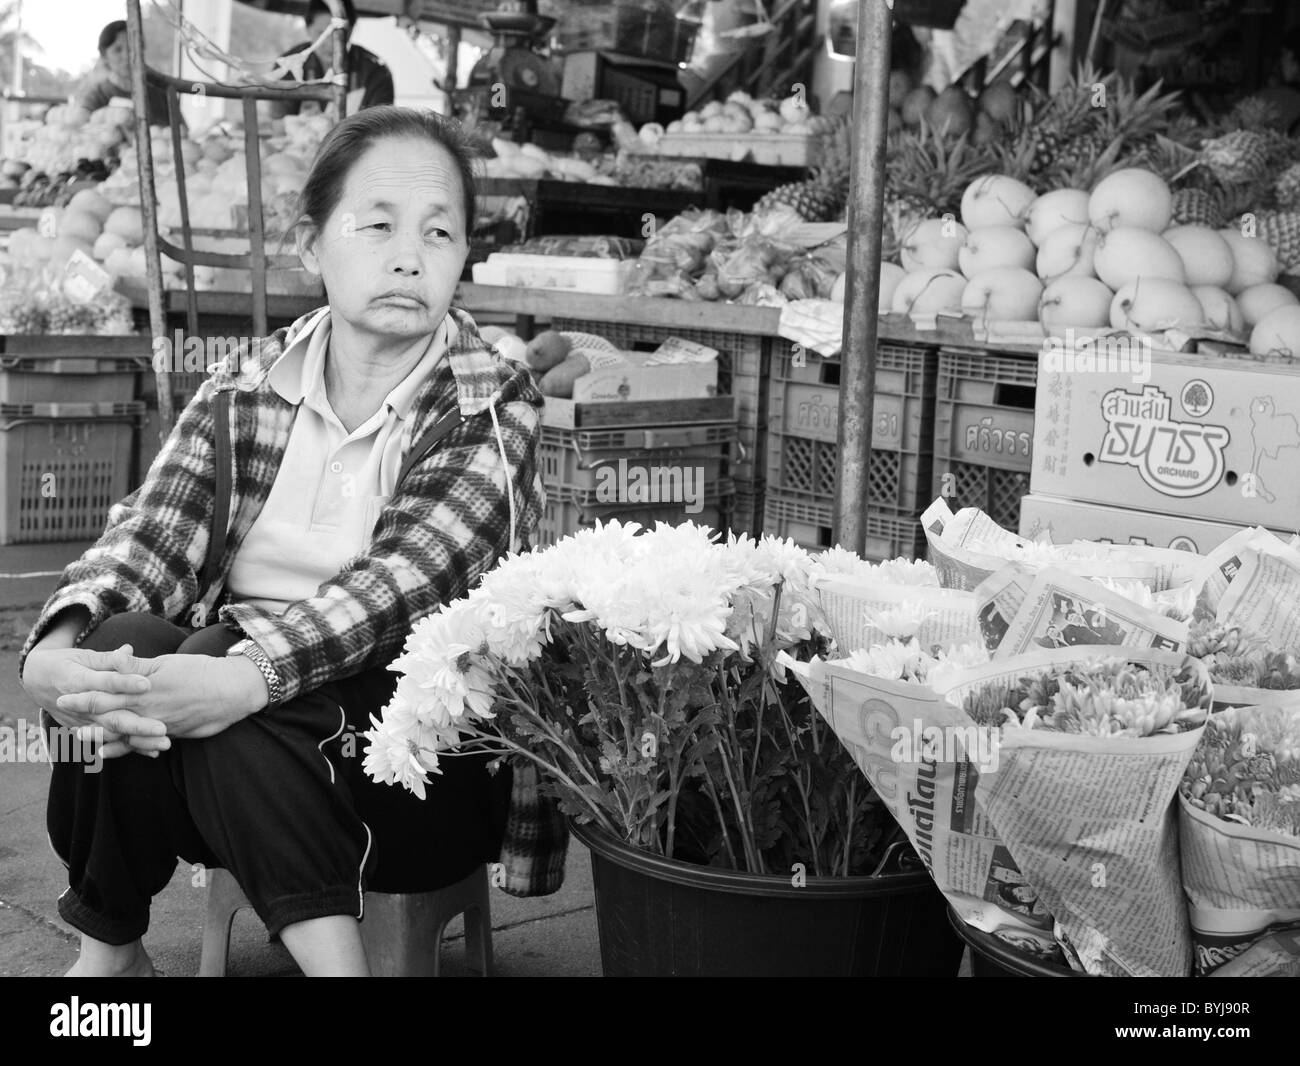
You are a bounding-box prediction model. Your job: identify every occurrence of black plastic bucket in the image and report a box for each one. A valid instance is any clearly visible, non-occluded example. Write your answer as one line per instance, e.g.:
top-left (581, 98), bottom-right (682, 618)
top-left (945, 906), bottom-right (1079, 977)
top-left (572, 820), bottom-right (965, 977)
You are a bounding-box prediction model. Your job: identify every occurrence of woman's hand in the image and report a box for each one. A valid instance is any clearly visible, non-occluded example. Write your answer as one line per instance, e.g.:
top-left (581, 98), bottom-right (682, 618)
top-left (53, 652), bottom-right (271, 741)
top-left (21, 644), bottom-right (168, 758)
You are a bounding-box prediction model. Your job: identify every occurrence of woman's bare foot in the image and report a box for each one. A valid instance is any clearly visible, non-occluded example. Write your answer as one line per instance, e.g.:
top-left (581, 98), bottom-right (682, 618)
top-left (66, 938), bottom-right (156, 977)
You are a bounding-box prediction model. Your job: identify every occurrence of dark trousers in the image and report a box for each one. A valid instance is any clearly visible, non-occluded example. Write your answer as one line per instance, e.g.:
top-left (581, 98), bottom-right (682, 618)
top-left (46, 611), bottom-right (511, 945)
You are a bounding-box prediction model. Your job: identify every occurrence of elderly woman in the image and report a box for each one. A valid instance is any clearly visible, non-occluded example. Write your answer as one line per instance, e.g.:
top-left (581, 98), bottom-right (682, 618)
top-left (18, 107), bottom-right (550, 977)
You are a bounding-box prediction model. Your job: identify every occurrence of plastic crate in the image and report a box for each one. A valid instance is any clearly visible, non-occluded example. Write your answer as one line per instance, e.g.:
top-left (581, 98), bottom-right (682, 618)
top-left (731, 417), bottom-right (762, 484)
top-left (553, 6), bottom-right (699, 63)
top-left (0, 401), bottom-right (143, 544)
top-left (770, 341), bottom-right (937, 452)
top-left (763, 490), bottom-right (925, 561)
top-left (540, 423), bottom-right (733, 495)
top-left (931, 459), bottom-right (1030, 533)
top-left (766, 342), bottom-right (937, 516)
top-left (0, 337), bottom-right (150, 405)
top-left (536, 479), bottom-right (734, 547)
top-left (933, 348), bottom-right (1036, 475)
top-left (548, 317), bottom-right (768, 393)
top-left (728, 477), bottom-right (764, 537)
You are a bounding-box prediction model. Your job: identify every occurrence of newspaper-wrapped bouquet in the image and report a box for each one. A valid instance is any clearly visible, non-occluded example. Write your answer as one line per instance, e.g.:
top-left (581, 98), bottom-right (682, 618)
top-left (1179, 702), bottom-right (1300, 975)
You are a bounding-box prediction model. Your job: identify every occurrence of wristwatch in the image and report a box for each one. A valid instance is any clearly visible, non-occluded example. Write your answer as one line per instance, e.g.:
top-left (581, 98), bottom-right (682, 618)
top-left (229, 638), bottom-right (283, 708)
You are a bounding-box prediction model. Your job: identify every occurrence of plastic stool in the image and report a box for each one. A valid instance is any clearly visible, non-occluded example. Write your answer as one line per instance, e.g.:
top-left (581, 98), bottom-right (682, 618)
top-left (198, 866), bottom-right (493, 977)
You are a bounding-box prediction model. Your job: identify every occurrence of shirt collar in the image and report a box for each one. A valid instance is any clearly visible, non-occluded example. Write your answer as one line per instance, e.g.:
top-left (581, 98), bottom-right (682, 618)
top-left (266, 306), bottom-right (453, 420)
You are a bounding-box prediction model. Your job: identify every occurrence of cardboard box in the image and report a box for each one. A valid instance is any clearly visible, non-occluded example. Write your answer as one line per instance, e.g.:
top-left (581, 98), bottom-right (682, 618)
top-left (1031, 347), bottom-right (1300, 528)
top-left (1018, 493), bottom-right (1295, 556)
top-left (571, 352), bottom-right (716, 403)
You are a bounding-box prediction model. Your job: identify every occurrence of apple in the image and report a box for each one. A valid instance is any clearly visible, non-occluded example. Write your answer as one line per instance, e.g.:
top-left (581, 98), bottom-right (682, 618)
top-left (1219, 229), bottom-right (1280, 294)
top-left (1236, 283), bottom-right (1299, 328)
top-left (1025, 189), bottom-right (1091, 247)
top-left (958, 226), bottom-right (1036, 277)
top-left (1093, 227), bottom-right (1186, 290)
top-left (1039, 276), bottom-right (1114, 331)
top-left (1109, 278), bottom-right (1204, 332)
top-left (1191, 286), bottom-right (1245, 334)
top-left (1162, 226), bottom-right (1234, 288)
top-left (1088, 168), bottom-right (1173, 232)
top-left (1035, 223), bottom-right (1100, 282)
top-left (899, 217), bottom-right (968, 271)
top-left (961, 267), bottom-right (1043, 323)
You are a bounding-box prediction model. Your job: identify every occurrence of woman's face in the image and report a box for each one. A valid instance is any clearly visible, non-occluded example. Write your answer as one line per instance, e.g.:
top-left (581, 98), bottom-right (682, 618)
top-left (103, 33), bottom-right (131, 84)
top-left (298, 136), bottom-right (469, 344)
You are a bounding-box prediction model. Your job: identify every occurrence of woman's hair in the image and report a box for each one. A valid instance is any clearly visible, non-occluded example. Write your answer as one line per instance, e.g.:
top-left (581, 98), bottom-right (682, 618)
top-left (98, 20), bottom-right (127, 55)
top-left (292, 106), bottom-right (478, 238)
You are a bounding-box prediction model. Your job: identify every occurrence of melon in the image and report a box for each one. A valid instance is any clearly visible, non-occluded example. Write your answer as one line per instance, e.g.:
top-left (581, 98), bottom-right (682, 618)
top-left (1093, 227), bottom-right (1186, 290)
top-left (978, 82), bottom-right (1019, 124)
top-left (1109, 278), bottom-right (1204, 332)
top-left (1039, 276), bottom-right (1114, 331)
top-left (925, 87), bottom-right (974, 138)
top-left (58, 210), bottom-right (102, 244)
top-left (92, 231), bottom-right (129, 261)
top-left (899, 217), bottom-right (968, 272)
top-left (961, 174), bottom-right (1036, 230)
top-left (878, 262), bottom-right (905, 308)
top-left (1219, 230), bottom-right (1280, 294)
top-left (1249, 304), bottom-right (1300, 358)
top-left (961, 267), bottom-right (1043, 323)
top-left (890, 268), bottom-right (966, 315)
top-left (1025, 189), bottom-right (1091, 247)
top-left (1236, 283), bottom-right (1299, 328)
top-left (1035, 223), bottom-right (1100, 282)
top-left (104, 206), bottom-right (145, 244)
top-left (958, 226), bottom-right (1036, 277)
top-left (1162, 226), bottom-right (1234, 288)
top-left (66, 188), bottom-right (113, 222)
top-left (1088, 168), bottom-right (1172, 233)
top-left (900, 86), bottom-right (935, 128)
top-left (888, 69), bottom-right (915, 104)
top-left (1191, 286), bottom-right (1245, 334)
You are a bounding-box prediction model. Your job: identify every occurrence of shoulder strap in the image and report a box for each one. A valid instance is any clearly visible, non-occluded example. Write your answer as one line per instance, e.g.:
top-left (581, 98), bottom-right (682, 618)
top-left (395, 406), bottom-right (466, 490)
top-left (199, 389), bottom-right (232, 601)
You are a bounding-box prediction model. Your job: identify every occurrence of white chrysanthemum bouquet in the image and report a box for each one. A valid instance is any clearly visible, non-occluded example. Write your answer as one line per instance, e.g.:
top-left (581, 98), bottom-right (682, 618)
top-left (364, 521), bottom-right (905, 876)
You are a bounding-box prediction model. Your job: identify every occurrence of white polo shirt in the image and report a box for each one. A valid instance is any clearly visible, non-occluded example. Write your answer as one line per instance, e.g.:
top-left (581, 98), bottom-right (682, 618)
top-left (225, 308), bottom-right (455, 614)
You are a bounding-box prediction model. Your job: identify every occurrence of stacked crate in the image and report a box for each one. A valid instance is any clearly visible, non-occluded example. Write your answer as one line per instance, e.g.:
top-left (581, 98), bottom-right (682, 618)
top-left (930, 348), bottom-right (1037, 532)
top-left (535, 421), bottom-right (736, 546)
top-left (550, 314), bottom-right (767, 536)
top-left (763, 341), bottom-right (938, 559)
top-left (0, 336), bottom-right (149, 544)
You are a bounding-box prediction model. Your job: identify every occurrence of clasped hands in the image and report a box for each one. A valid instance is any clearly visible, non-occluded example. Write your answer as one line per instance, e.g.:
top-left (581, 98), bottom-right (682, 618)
top-left (21, 644), bottom-right (271, 760)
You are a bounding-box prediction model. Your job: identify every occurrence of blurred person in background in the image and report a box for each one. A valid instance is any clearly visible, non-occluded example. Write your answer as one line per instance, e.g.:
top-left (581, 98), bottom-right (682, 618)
top-left (72, 20), bottom-right (170, 127)
top-left (274, 0), bottom-right (395, 118)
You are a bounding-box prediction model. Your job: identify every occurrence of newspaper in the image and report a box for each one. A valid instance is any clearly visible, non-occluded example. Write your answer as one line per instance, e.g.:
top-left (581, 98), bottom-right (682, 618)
top-left (1216, 547), bottom-right (1300, 650)
top-left (789, 657), bottom-right (1068, 965)
top-left (1178, 701), bottom-right (1300, 976)
top-left (811, 574), bottom-right (980, 652)
top-left (921, 499), bottom-right (1177, 591)
top-left (932, 646), bottom-right (1204, 977)
top-left (1194, 526), bottom-right (1300, 616)
top-left (974, 565), bottom-right (1189, 658)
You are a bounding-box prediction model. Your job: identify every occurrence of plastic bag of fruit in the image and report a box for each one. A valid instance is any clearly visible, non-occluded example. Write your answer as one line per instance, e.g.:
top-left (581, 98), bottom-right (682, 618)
top-left (778, 252), bottom-right (841, 301)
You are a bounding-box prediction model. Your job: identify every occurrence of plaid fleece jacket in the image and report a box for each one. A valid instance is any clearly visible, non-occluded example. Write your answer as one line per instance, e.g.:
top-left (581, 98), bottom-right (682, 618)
top-left (18, 306), bottom-right (569, 897)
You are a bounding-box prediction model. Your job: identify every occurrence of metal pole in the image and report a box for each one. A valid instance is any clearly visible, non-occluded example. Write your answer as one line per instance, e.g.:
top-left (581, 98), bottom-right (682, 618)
top-left (834, 0), bottom-right (891, 554)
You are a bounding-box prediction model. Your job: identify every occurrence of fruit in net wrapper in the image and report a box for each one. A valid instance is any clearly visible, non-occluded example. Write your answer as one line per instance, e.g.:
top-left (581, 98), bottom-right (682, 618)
top-left (91, 291), bottom-right (135, 335)
top-left (40, 291), bottom-right (97, 334)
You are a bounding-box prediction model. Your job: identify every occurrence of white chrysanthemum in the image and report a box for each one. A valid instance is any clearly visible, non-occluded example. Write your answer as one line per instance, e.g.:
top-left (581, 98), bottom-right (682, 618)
top-left (863, 600), bottom-right (935, 640)
top-left (925, 642), bottom-right (992, 694)
top-left (471, 557), bottom-right (552, 665)
top-left (387, 600), bottom-right (498, 728)
top-left (752, 535), bottom-right (815, 589)
top-left (362, 713), bottom-right (434, 798)
top-left (839, 640), bottom-right (924, 681)
top-left (1093, 577), bottom-right (1155, 610)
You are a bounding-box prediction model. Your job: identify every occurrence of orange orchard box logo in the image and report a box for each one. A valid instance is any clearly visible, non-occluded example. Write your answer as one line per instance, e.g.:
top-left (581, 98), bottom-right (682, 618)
top-left (1097, 384), bottom-right (1230, 498)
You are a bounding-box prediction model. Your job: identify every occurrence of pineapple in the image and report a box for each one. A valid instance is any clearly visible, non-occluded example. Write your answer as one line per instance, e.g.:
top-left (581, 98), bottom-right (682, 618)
top-left (1276, 163), bottom-right (1300, 210)
top-left (755, 116), bottom-right (852, 222)
top-left (1248, 210), bottom-right (1300, 274)
top-left (1201, 130), bottom-right (1271, 186)
top-left (1171, 188), bottom-right (1226, 228)
top-left (878, 123), bottom-right (991, 260)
